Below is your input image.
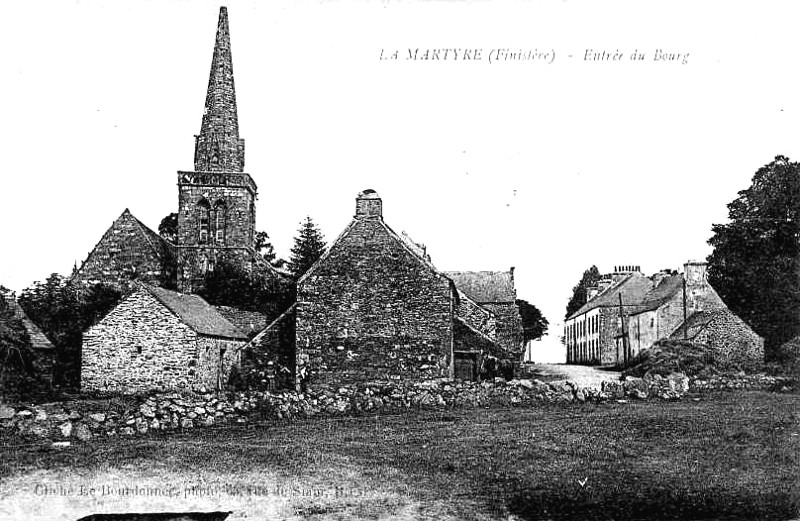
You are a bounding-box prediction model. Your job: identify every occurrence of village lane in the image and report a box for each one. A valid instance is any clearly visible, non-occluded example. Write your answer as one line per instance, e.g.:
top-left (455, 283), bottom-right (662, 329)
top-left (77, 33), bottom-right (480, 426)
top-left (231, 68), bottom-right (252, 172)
top-left (523, 363), bottom-right (621, 390)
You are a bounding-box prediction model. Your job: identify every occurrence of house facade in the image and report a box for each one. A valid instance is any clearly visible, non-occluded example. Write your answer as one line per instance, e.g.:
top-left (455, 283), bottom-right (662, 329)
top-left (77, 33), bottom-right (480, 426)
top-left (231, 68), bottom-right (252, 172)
top-left (249, 190), bottom-right (514, 389)
top-left (565, 261), bottom-right (762, 367)
top-left (82, 284), bottom-right (247, 393)
top-left (564, 267), bottom-right (653, 365)
top-left (445, 270), bottom-right (524, 362)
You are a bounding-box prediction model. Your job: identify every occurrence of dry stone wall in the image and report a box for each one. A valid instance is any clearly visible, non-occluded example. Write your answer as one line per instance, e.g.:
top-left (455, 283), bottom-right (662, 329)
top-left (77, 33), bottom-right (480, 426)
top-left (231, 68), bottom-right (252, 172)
top-left (3, 373), bottom-right (794, 442)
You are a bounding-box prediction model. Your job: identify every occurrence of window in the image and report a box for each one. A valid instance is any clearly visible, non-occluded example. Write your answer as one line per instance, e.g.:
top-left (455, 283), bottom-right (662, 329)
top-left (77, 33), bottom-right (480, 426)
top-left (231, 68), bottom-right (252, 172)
top-left (198, 198), bottom-right (211, 244)
top-left (136, 345), bottom-right (142, 354)
top-left (213, 200), bottom-right (226, 245)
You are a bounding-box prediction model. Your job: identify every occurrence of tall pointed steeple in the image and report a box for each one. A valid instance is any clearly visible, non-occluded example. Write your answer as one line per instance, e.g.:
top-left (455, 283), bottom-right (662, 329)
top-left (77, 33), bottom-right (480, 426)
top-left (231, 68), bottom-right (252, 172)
top-left (194, 6), bottom-right (245, 172)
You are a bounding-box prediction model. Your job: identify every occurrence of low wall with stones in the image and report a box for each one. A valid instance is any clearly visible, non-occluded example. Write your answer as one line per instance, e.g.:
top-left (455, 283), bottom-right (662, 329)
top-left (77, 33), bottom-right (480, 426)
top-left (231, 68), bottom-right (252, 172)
top-left (1, 373), bottom-right (793, 442)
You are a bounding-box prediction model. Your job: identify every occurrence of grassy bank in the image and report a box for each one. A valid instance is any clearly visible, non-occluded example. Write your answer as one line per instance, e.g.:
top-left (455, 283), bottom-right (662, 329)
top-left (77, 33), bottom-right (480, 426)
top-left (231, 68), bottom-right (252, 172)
top-left (1, 391), bottom-right (798, 520)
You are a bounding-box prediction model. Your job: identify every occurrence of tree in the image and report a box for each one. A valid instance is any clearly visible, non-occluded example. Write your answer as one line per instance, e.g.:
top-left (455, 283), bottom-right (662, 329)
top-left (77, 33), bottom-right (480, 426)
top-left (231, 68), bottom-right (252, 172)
top-left (158, 212), bottom-right (178, 243)
top-left (18, 275), bottom-right (122, 388)
top-left (707, 155), bottom-right (800, 361)
top-left (288, 216), bottom-right (326, 279)
top-left (0, 286), bottom-right (33, 381)
top-left (254, 230), bottom-right (287, 268)
top-left (564, 265), bottom-right (601, 319)
top-left (516, 299), bottom-right (549, 342)
top-left (196, 256), bottom-right (295, 319)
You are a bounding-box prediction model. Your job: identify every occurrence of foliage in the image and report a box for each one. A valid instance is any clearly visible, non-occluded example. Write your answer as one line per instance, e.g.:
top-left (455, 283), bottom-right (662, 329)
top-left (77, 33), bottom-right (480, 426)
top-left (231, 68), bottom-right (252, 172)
top-left (254, 230), bottom-right (287, 269)
top-left (18, 275), bottom-right (122, 388)
top-left (288, 216), bottom-right (326, 279)
top-left (158, 212), bottom-right (178, 244)
top-left (196, 256), bottom-right (295, 318)
top-left (515, 299), bottom-right (549, 342)
top-left (564, 265), bottom-right (601, 319)
top-left (0, 286), bottom-right (34, 385)
top-left (707, 155), bottom-right (800, 361)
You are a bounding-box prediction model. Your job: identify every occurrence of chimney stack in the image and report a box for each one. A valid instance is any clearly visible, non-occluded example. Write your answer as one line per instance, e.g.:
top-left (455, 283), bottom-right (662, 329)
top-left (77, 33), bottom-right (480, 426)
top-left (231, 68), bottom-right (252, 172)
top-left (355, 189), bottom-right (382, 220)
top-left (683, 260), bottom-right (708, 286)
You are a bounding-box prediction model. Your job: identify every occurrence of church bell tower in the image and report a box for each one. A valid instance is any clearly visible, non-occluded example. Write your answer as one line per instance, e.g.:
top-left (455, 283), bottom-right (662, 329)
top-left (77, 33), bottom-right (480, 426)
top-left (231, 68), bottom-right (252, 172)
top-left (177, 6), bottom-right (257, 292)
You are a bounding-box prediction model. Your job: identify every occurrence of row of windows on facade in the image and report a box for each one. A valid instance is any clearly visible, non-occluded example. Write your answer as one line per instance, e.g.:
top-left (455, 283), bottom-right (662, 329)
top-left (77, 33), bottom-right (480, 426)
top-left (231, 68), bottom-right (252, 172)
top-left (567, 337), bottom-right (600, 362)
top-left (565, 314), bottom-right (600, 345)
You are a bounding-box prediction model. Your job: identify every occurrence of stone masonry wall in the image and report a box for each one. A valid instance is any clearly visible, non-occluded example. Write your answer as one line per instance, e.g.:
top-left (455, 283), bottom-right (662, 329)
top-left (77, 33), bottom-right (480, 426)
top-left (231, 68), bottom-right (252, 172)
top-left (177, 176), bottom-right (256, 292)
top-left (694, 314), bottom-right (764, 371)
top-left (296, 219), bottom-right (453, 387)
top-left (82, 290), bottom-right (198, 393)
top-left (455, 290), bottom-right (496, 342)
top-left (197, 336), bottom-right (244, 391)
top-left (483, 302), bottom-right (524, 359)
top-left (74, 211), bottom-right (174, 290)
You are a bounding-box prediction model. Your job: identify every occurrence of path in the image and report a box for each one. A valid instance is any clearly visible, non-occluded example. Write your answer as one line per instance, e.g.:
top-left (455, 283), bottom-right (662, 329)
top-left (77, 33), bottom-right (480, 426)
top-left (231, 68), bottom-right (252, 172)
top-left (523, 363), bottom-right (621, 390)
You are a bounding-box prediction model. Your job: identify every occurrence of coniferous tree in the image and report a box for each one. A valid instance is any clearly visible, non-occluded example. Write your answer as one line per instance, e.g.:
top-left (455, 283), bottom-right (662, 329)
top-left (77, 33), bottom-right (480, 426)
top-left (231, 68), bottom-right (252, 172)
top-left (288, 216), bottom-right (326, 279)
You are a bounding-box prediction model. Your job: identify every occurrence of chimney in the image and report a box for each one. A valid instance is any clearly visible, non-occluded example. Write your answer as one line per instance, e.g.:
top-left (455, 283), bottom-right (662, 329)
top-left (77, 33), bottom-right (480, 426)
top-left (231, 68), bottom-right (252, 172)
top-left (355, 189), bottom-right (382, 220)
top-left (597, 277), bottom-right (613, 292)
top-left (683, 260), bottom-right (708, 286)
top-left (651, 269), bottom-right (672, 287)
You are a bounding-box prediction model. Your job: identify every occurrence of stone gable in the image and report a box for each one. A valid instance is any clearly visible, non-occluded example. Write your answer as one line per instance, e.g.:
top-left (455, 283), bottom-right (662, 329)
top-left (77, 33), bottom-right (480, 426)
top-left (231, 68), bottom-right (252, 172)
top-left (73, 209), bottom-right (176, 290)
top-left (297, 216), bottom-right (454, 386)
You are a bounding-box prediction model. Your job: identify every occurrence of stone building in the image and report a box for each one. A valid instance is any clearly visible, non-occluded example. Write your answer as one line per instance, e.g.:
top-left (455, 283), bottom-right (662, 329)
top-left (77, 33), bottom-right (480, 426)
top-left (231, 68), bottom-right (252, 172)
top-left (3, 294), bottom-right (55, 386)
top-left (72, 209), bottom-right (176, 290)
top-left (176, 6), bottom-right (265, 292)
top-left (669, 309), bottom-right (764, 370)
top-left (82, 284), bottom-right (247, 393)
top-left (565, 261), bottom-right (762, 367)
top-left (72, 7), bottom-right (278, 294)
top-left (250, 189), bottom-right (510, 389)
top-left (564, 266), bottom-right (653, 365)
top-left (445, 270), bottom-right (524, 360)
top-left (626, 261), bottom-right (726, 359)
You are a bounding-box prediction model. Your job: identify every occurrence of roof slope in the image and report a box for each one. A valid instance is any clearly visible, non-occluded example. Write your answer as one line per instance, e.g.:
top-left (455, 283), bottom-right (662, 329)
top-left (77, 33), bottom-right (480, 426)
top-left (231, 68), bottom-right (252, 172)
top-left (4, 295), bottom-right (54, 350)
top-left (568, 273), bottom-right (653, 320)
top-left (145, 285), bottom-right (246, 339)
top-left (445, 271), bottom-right (515, 303)
top-left (669, 309), bottom-right (747, 341)
top-left (73, 209), bottom-right (175, 286)
top-left (630, 275), bottom-right (684, 314)
top-left (215, 305), bottom-right (268, 338)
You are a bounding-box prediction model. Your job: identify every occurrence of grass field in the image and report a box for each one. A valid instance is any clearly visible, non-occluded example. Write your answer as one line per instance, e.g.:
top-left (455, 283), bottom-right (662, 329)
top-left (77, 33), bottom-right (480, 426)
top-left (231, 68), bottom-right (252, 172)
top-left (1, 391), bottom-right (799, 521)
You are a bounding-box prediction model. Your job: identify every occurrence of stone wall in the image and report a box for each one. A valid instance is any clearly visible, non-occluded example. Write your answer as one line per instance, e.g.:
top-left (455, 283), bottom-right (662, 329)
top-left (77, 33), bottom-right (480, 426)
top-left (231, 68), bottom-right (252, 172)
top-left (197, 336), bottom-right (244, 391)
top-left (693, 313), bottom-right (764, 371)
top-left (455, 290), bottom-right (496, 341)
top-left (296, 218), bottom-right (453, 386)
top-left (176, 174), bottom-right (256, 292)
top-left (73, 210), bottom-right (175, 290)
top-left (483, 302), bottom-right (524, 359)
top-left (82, 290), bottom-right (199, 393)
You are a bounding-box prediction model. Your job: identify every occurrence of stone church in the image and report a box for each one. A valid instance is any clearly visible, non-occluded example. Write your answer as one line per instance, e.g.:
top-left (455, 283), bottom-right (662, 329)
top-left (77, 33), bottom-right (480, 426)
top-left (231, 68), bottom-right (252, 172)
top-left (74, 7), bottom-right (524, 393)
top-left (72, 7), bottom-right (275, 293)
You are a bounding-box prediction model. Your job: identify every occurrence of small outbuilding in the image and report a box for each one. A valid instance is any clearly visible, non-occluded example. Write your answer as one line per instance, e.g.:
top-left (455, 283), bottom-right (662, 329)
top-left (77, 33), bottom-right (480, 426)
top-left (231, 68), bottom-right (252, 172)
top-left (82, 284), bottom-right (247, 393)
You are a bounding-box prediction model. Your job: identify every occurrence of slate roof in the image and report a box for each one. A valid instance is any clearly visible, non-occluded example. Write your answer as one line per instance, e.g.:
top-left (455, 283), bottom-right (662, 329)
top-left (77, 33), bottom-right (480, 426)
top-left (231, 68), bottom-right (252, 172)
top-left (568, 273), bottom-right (654, 320)
top-left (144, 285), bottom-right (247, 339)
top-left (445, 271), bottom-right (516, 303)
top-left (629, 275), bottom-right (684, 314)
top-left (669, 309), bottom-right (741, 341)
top-left (215, 305), bottom-right (268, 338)
top-left (3, 295), bottom-right (55, 350)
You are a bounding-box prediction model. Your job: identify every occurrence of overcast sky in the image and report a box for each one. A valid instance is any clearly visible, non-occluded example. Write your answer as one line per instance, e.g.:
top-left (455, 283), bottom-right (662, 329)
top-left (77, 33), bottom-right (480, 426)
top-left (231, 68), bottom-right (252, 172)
top-left (2, 1), bottom-right (799, 362)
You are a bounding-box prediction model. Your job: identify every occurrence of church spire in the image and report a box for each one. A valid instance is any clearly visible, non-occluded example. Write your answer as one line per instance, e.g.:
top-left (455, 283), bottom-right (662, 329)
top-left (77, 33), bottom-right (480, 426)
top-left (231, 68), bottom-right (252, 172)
top-left (194, 6), bottom-right (245, 173)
